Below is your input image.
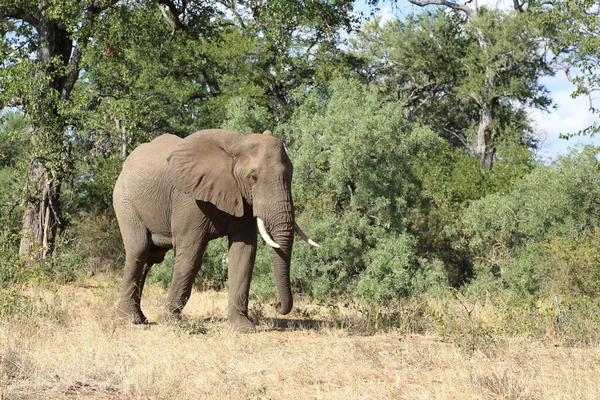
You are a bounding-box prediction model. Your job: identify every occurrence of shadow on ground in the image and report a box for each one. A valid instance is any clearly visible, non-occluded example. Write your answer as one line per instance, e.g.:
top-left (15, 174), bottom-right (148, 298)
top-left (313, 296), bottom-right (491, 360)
top-left (261, 318), bottom-right (332, 331)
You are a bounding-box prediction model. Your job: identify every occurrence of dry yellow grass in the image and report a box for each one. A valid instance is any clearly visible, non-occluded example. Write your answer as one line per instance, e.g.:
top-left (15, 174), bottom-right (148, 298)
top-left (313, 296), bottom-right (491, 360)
top-left (1, 277), bottom-right (599, 399)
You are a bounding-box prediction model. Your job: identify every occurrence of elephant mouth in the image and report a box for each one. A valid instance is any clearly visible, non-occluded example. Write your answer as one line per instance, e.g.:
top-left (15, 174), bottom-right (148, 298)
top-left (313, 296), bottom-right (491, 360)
top-left (256, 218), bottom-right (320, 248)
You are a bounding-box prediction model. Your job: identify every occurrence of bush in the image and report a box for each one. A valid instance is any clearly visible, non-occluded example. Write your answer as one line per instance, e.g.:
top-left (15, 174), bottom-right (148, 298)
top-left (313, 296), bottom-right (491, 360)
top-left (66, 211), bottom-right (125, 274)
top-left (249, 244), bottom-right (279, 301)
top-left (73, 154), bottom-right (124, 212)
top-left (274, 78), bottom-right (451, 302)
top-left (146, 251), bottom-right (174, 289)
top-left (462, 145), bottom-right (600, 298)
top-left (542, 228), bottom-right (600, 297)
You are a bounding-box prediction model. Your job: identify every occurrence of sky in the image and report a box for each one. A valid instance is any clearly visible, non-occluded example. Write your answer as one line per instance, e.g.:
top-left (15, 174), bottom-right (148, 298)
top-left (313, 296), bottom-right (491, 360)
top-left (353, 0), bottom-right (600, 160)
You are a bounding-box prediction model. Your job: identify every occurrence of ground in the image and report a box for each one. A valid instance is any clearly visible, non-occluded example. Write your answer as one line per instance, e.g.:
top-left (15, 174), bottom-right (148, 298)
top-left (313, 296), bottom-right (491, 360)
top-left (1, 277), bottom-right (599, 399)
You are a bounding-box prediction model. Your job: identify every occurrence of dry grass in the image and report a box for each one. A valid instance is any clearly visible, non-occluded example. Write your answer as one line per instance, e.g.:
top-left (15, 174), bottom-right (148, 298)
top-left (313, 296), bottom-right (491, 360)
top-left (1, 277), bottom-right (600, 399)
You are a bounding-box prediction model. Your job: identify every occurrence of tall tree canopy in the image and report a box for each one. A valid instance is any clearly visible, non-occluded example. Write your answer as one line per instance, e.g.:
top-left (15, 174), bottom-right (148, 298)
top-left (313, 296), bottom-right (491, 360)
top-left (383, 1), bottom-right (555, 169)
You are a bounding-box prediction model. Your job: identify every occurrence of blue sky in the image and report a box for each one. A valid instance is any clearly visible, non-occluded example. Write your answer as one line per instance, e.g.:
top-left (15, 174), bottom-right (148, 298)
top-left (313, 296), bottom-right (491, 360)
top-left (353, 0), bottom-right (600, 160)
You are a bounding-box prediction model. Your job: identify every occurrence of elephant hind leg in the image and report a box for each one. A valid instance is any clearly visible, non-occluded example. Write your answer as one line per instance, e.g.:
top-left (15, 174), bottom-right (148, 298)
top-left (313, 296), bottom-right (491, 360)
top-left (116, 217), bottom-right (151, 324)
top-left (164, 238), bottom-right (206, 320)
top-left (137, 247), bottom-right (169, 300)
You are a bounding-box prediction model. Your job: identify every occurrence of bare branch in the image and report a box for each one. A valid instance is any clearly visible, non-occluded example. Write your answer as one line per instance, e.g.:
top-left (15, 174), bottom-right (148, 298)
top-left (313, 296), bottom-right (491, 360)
top-left (60, 38), bottom-right (87, 100)
top-left (406, 0), bottom-right (477, 18)
top-left (158, 0), bottom-right (183, 30)
top-left (158, 4), bottom-right (177, 37)
top-left (442, 125), bottom-right (474, 154)
top-left (550, 64), bottom-right (598, 113)
top-left (496, 56), bottom-right (545, 74)
top-left (224, 0), bottom-right (246, 29)
top-left (513, 0), bottom-right (523, 12)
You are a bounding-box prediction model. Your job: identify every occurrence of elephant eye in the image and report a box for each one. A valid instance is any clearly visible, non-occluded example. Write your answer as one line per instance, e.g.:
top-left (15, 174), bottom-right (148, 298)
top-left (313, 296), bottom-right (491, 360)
top-left (248, 171), bottom-right (257, 182)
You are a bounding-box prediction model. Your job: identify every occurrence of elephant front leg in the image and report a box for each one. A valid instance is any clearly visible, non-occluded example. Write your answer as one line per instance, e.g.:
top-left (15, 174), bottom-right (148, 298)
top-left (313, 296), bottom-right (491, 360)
top-left (227, 230), bottom-right (257, 332)
top-left (164, 239), bottom-right (206, 321)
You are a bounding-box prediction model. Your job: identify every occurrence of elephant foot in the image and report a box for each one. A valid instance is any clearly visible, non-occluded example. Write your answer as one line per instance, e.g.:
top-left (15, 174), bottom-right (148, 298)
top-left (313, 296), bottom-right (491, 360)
top-left (117, 302), bottom-right (148, 324)
top-left (229, 309), bottom-right (256, 333)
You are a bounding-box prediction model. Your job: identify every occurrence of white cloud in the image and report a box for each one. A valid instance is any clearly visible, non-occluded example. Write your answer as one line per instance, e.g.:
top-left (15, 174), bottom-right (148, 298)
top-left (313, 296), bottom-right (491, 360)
top-left (529, 74), bottom-right (600, 159)
top-left (378, 6), bottom-right (398, 27)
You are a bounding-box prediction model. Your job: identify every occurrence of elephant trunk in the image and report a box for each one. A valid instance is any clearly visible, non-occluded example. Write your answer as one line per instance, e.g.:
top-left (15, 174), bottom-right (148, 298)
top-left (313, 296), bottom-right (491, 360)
top-left (271, 226), bottom-right (294, 315)
top-left (256, 190), bottom-right (294, 315)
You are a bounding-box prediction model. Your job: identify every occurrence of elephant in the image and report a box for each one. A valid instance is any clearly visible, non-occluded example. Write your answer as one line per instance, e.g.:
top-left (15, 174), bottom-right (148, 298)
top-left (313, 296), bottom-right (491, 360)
top-left (112, 129), bottom-right (319, 331)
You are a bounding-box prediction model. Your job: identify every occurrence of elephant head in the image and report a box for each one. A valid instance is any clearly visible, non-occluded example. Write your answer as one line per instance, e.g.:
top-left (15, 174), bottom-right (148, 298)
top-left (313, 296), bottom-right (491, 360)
top-left (166, 129), bottom-right (318, 315)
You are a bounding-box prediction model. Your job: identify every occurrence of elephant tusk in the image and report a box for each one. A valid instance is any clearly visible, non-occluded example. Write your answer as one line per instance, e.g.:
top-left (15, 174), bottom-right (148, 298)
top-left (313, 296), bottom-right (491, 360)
top-left (257, 218), bottom-right (280, 248)
top-left (294, 222), bottom-right (321, 248)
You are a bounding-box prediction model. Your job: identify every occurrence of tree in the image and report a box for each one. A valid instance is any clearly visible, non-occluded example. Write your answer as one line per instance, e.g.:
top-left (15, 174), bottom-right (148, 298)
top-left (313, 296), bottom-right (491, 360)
top-left (351, 11), bottom-right (478, 149)
top-left (393, 1), bottom-right (553, 169)
top-left (211, 0), bottom-right (362, 121)
top-left (541, 0), bottom-right (600, 136)
top-left (0, 0), bottom-right (123, 259)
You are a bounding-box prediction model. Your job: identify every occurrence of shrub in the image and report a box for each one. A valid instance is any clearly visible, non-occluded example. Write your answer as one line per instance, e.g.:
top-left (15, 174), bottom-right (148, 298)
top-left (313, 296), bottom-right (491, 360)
top-left (462, 145), bottom-right (600, 298)
top-left (146, 251), bottom-right (174, 289)
top-left (542, 228), bottom-right (600, 298)
top-left (67, 211), bottom-right (125, 274)
top-left (274, 78), bottom-right (452, 303)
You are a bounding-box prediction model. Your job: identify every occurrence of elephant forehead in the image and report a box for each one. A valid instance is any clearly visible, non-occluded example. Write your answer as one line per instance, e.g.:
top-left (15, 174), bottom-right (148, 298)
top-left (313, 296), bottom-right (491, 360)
top-left (244, 135), bottom-right (288, 157)
top-left (246, 133), bottom-right (283, 146)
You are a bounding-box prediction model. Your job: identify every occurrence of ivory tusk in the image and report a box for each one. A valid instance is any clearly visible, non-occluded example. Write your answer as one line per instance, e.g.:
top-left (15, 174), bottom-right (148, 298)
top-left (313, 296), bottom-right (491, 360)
top-left (294, 222), bottom-right (321, 248)
top-left (257, 218), bottom-right (280, 248)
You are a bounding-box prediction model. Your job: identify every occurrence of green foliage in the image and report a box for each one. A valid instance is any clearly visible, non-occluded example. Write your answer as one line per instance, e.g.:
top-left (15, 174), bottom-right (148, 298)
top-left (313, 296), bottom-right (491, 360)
top-left (543, 0), bottom-right (600, 136)
top-left (357, 233), bottom-right (446, 302)
top-left (196, 238), bottom-right (229, 291)
top-left (277, 78), bottom-right (449, 301)
top-left (0, 112), bottom-right (28, 265)
top-left (221, 97), bottom-right (272, 134)
top-left (0, 166), bottom-right (23, 240)
top-left (462, 145), bottom-right (600, 297)
top-left (146, 251), bottom-right (174, 290)
top-left (71, 154), bottom-right (123, 212)
top-left (351, 9), bottom-right (550, 160)
top-left (66, 211), bottom-right (124, 274)
top-left (249, 244), bottom-right (279, 301)
top-left (147, 238), bottom-right (229, 291)
top-left (0, 111), bottom-right (29, 168)
top-left (464, 146), bottom-right (600, 253)
top-left (407, 135), bottom-right (534, 287)
top-left (543, 228), bottom-right (600, 298)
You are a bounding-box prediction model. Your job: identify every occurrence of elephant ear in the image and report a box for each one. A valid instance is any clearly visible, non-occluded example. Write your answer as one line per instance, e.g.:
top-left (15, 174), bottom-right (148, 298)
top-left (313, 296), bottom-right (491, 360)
top-left (167, 130), bottom-right (245, 217)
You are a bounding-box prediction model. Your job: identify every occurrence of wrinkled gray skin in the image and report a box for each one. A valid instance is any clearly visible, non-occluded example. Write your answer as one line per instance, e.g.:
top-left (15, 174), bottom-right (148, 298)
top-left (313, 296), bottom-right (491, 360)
top-left (113, 129), bottom-right (295, 331)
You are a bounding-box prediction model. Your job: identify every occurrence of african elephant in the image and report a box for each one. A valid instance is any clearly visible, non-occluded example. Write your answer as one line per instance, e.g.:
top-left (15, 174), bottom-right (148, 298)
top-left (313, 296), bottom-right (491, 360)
top-left (113, 129), bottom-right (319, 331)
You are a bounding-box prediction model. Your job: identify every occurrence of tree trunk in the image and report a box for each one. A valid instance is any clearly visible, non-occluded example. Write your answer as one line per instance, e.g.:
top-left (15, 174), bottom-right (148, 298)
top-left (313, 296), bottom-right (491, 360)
top-left (19, 160), bottom-right (62, 259)
top-left (115, 118), bottom-right (128, 157)
top-left (476, 99), bottom-right (496, 170)
top-left (19, 0), bottom-right (70, 260)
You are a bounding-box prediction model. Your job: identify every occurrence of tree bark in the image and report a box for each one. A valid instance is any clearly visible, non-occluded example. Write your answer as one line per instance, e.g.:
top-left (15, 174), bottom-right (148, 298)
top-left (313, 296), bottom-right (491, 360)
top-left (476, 99), bottom-right (496, 170)
top-left (19, 160), bottom-right (62, 259)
